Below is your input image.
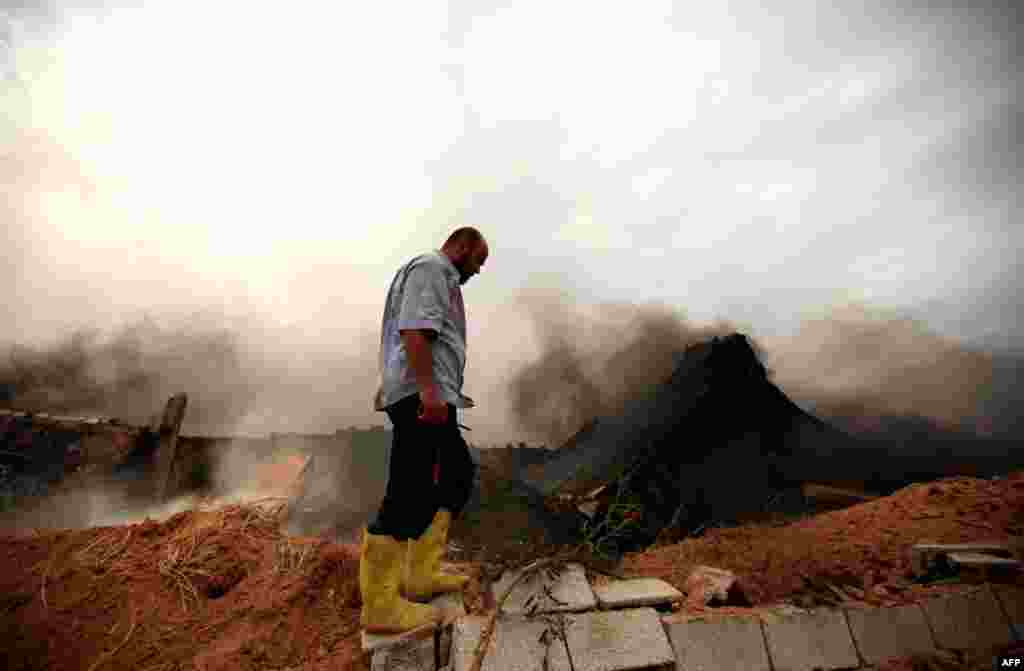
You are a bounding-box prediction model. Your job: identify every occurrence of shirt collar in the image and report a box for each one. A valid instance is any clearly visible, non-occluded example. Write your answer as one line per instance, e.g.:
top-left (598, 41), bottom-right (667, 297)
top-left (435, 250), bottom-right (460, 282)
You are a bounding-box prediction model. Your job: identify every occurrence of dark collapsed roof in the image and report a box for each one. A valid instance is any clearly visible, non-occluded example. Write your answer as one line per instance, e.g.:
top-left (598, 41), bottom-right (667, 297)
top-left (521, 333), bottom-right (845, 498)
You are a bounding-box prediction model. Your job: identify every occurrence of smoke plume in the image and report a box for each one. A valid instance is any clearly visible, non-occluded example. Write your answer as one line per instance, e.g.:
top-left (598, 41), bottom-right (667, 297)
top-left (506, 290), bottom-right (733, 446)
top-left (766, 304), bottom-right (997, 430)
top-left (0, 314), bottom-right (382, 436)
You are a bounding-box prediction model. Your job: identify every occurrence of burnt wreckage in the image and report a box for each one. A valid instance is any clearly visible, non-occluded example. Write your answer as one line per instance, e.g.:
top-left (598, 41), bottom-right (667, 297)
top-left (521, 333), bottom-right (888, 554)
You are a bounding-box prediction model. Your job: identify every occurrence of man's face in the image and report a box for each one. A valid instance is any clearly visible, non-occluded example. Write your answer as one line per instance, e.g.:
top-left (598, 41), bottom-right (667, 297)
top-left (453, 241), bottom-right (488, 285)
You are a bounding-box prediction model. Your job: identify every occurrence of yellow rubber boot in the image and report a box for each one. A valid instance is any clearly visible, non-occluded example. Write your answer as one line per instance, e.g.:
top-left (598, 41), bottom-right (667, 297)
top-left (401, 509), bottom-right (470, 602)
top-left (359, 529), bottom-right (442, 635)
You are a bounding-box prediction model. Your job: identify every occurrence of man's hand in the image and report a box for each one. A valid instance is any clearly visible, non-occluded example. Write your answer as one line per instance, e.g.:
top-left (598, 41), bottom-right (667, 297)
top-left (400, 328), bottom-right (448, 425)
top-left (417, 386), bottom-right (448, 425)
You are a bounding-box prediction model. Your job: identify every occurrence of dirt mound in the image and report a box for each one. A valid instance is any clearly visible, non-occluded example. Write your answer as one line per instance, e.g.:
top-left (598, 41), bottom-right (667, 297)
top-left (0, 502), bottom-right (365, 671)
top-left (624, 471), bottom-right (1024, 606)
top-left (1, 471), bottom-right (1023, 670)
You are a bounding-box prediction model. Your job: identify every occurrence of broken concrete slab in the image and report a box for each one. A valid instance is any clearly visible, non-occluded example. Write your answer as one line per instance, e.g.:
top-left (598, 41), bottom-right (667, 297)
top-left (371, 634), bottom-right (437, 671)
top-left (547, 607), bottom-right (675, 671)
top-left (920, 585), bottom-right (1014, 651)
top-left (948, 552), bottom-right (1022, 567)
top-left (450, 615), bottom-right (550, 671)
top-left (491, 562), bottom-right (597, 615)
top-left (762, 608), bottom-right (860, 671)
top-left (845, 604), bottom-right (936, 665)
top-left (910, 543), bottom-right (1012, 577)
top-left (992, 584), bottom-right (1024, 641)
top-left (665, 616), bottom-right (770, 671)
top-left (592, 577), bottom-right (683, 610)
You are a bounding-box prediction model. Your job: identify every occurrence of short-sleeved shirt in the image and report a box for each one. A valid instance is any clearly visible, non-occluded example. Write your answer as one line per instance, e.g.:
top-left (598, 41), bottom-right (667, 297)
top-left (373, 251), bottom-right (475, 412)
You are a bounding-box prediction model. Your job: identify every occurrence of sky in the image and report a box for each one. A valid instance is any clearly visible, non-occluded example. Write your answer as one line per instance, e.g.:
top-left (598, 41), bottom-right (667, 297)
top-left (2, 1), bottom-right (1021, 444)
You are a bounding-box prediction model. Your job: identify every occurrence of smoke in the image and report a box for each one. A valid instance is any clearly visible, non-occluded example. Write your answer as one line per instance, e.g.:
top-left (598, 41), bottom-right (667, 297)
top-left (0, 314), bottom-right (382, 436)
top-left (508, 295), bottom-right (1007, 447)
top-left (506, 290), bottom-right (733, 446)
top-left (763, 303), bottom-right (997, 430)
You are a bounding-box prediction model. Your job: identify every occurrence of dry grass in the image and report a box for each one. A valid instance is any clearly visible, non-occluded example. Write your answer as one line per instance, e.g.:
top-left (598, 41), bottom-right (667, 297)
top-left (74, 528), bottom-right (134, 569)
top-left (273, 538), bottom-right (314, 576)
top-left (158, 510), bottom-right (226, 611)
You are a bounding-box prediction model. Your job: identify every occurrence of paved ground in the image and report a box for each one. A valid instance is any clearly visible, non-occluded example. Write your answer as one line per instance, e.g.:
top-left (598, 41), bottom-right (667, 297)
top-left (367, 569), bottom-right (1024, 671)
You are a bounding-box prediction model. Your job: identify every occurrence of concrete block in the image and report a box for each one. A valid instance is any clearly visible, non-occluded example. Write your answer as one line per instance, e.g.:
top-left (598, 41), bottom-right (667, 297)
top-left (993, 584), bottom-right (1024, 641)
top-left (593, 578), bottom-right (683, 610)
top-left (921, 586), bottom-right (1014, 651)
top-left (362, 625), bottom-right (438, 654)
top-left (665, 616), bottom-right (771, 671)
top-left (491, 562), bottom-right (597, 615)
top-left (762, 608), bottom-right (859, 671)
top-left (371, 634), bottom-right (436, 671)
top-left (910, 543), bottom-right (1011, 577)
top-left (548, 608), bottom-right (675, 671)
top-left (362, 592), bottom-right (464, 653)
top-left (450, 615), bottom-right (550, 671)
top-left (845, 604), bottom-right (936, 664)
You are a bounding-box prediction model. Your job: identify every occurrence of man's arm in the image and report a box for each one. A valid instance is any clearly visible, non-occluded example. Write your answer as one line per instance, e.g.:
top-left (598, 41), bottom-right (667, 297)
top-left (395, 260), bottom-right (450, 424)
top-left (400, 329), bottom-right (447, 423)
top-left (400, 329), bottom-right (437, 394)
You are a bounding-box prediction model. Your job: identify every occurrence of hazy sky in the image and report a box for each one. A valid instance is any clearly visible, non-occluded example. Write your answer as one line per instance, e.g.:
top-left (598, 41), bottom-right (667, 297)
top-left (3, 1), bottom-right (1021, 441)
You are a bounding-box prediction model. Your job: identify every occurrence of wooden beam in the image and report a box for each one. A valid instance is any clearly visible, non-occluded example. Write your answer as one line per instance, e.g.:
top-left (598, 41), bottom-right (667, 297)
top-left (153, 393), bottom-right (188, 501)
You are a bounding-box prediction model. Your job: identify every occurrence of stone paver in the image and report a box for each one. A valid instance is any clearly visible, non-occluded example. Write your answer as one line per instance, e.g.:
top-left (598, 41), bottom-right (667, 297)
top-left (665, 616), bottom-right (770, 671)
top-left (548, 608), bottom-right (675, 671)
top-left (371, 635), bottom-right (436, 671)
top-left (363, 625), bottom-right (438, 654)
top-left (491, 562), bottom-right (597, 615)
top-left (845, 604), bottom-right (936, 664)
top-left (920, 585), bottom-right (1014, 651)
top-left (592, 578), bottom-right (683, 610)
top-left (993, 584), bottom-right (1024, 641)
top-left (363, 592), bottom-right (465, 653)
top-left (450, 615), bottom-right (550, 671)
top-left (763, 608), bottom-right (860, 671)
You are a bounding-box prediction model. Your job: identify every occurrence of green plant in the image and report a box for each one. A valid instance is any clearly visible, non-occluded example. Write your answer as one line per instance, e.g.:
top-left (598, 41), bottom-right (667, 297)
top-left (579, 484), bottom-right (643, 561)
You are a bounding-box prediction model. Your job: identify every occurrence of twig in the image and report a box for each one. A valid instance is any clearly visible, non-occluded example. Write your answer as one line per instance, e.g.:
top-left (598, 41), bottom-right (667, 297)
top-left (468, 550), bottom-right (626, 671)
top-left (87, 608), bottom-right (138, 671)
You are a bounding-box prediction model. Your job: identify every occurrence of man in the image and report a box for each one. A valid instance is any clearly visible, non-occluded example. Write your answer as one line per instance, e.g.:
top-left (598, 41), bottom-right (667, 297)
top-left (360, 227), bottom-right (489, 635)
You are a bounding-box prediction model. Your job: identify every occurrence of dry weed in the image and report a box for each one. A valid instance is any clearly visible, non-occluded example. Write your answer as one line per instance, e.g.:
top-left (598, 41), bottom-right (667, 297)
top-left (158, 511), bottom-right (224, 611)
top-left (75, 528), bottom-right (133, 569)
top-left (274, 538), bottom-right (313, 576)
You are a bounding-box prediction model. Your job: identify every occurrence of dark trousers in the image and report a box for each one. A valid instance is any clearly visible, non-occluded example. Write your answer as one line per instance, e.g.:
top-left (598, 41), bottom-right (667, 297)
top-left (367, 394), bottom-right (477, 541)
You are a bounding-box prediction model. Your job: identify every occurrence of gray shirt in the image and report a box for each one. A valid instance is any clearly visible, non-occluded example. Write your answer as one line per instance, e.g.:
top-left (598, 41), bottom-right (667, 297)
top-left (374, 251), bottom-right (475, 411)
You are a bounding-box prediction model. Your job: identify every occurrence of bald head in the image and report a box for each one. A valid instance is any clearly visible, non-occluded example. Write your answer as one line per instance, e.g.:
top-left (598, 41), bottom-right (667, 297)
top-left (442, 227), bottom-right (489, 285)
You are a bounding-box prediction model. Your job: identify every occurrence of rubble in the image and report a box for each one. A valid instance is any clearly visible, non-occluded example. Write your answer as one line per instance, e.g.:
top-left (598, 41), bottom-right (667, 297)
top-left (524, 332), bottom-right (1024, 556)
top-left (684, 566), bottom-right (747, 607)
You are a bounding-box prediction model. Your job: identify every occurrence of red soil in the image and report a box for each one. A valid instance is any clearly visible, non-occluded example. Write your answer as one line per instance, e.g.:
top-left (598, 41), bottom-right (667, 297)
top-left (0, 472), bottom-right (1022, 670)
